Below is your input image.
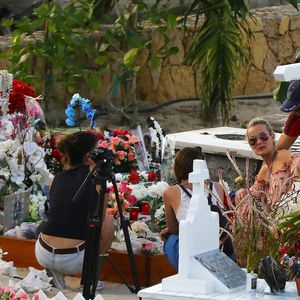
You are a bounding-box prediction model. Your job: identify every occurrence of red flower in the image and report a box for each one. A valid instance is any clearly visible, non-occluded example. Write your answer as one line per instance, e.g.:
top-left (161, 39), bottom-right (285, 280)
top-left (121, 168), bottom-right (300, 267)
top-left (9, 79), bottom-right (38, 113)
top-left (113, 129), bottom-right (132, 137)
top-left (126, 194), bottom-right (137, 206)
top-left (128, 170), bottom-right (140, 184)
top-left (84, 129), bottom-right (104, 141)
top-left (147, 171), bottom-right (156, 182)
top-left (51, 148), bottom-right (62, 160)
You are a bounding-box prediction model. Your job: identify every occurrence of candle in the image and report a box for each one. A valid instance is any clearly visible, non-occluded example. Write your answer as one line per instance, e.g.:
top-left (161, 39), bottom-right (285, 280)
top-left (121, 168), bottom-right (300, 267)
top-left (141, 201), bottom-right (150, 215)
top-left (130, 206), bottom-right (139, 221)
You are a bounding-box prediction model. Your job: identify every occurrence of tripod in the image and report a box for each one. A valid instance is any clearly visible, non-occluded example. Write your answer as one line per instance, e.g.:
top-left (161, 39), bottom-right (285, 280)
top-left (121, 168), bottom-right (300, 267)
top-left (73, 156), bottom-right (141, 300)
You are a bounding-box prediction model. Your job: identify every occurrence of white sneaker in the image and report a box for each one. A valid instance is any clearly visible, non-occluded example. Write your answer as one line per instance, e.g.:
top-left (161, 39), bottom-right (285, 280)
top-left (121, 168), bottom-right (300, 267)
top-left (95, 280), bottom-right (104, 291)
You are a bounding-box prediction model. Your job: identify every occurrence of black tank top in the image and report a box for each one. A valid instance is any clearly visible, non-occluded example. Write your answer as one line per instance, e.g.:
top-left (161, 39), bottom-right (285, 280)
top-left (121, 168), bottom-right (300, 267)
top-left (42, 165), bottom-right (97, 240)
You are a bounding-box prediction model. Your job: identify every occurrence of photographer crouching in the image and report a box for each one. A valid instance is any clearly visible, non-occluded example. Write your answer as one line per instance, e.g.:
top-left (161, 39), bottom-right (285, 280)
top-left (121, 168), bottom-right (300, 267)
top-left (35, 131), bottom-right (115, 290)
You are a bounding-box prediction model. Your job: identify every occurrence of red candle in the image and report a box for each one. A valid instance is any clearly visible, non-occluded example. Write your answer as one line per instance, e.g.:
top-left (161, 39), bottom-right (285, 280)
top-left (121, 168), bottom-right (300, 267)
top-left (130, 207), bottom-right (139, 221)
top-left (141, 201), bottom-right (150, 215)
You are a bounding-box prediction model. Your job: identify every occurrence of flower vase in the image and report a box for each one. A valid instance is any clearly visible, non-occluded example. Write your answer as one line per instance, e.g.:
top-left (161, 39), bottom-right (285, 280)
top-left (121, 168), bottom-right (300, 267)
top-left (296, 277), bottom-right (300, 296)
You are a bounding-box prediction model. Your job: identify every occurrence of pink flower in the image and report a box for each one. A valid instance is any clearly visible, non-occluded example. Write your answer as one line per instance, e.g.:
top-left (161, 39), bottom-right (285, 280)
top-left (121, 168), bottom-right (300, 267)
top-left (117, 151), bottom-right (126, 160)
top-left (33, 293), bottom-right (40, 300)
top-left (127, 151), bottom-right (135, 162)
top-left (127, 194), bottom-right (137, 205)
top-left (142, 242), bottom-right (153, 251)
top-left (15, 289), bottom-right (30, 299)
top-left (110, 136), bottom-right (120, 146)
top-left (114, 157), bottom-right (121, 165)
top-left (119, 181), bottom-right (129, 193)
top-left (99, 140), bottom-right (109, 148)
top-left (128, 136), bottom-right (138, 144)
top-left (123, 141), bottom-right (130, 150)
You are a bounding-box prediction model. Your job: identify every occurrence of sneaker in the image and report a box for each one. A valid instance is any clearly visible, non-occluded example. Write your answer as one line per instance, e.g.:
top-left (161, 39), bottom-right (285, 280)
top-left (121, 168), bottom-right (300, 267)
top-left (46, 268), bottom-right (66, 290)
top-left (95, 280), bottom-right (104, 291)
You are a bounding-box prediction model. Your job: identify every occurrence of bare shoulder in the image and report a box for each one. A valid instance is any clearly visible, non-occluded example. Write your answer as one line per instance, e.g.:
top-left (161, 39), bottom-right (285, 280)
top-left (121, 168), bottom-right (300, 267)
top-left (257, 163), bottom-right (269, 181)
top-left (163, 185), bottom-right (180, 202)
top-left (276, 149), bottom-right (292, 162)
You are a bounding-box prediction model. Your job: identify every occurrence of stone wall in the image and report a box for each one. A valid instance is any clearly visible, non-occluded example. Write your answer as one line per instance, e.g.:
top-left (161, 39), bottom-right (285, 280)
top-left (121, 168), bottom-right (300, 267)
top-left (0, 5), bottom-right (300, 107)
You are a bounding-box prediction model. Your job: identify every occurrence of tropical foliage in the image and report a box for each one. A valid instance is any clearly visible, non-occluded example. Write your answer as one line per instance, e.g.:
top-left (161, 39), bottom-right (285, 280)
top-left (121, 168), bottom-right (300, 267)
top-left (1, 0), bottom-right (299, 124)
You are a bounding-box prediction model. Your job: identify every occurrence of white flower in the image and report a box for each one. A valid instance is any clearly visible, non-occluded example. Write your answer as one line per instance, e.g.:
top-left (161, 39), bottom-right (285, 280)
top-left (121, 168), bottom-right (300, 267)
top-left (130, 184), bottom-right (148, 200)
top-left (147, 181), bottom-right (169, 198)
top-left (0, 167), bottom-right (10, 180)
top-left (154, 204), bottom-right (165, 219)
top-left (131, 221), bottom-right (150, 233)
top-left (1, 139), bottom-right (15, 152)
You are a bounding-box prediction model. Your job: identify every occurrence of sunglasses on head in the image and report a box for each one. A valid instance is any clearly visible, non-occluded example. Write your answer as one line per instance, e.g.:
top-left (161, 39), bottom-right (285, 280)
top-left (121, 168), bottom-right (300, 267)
top-left (248, 132), bottom-right (269, 146)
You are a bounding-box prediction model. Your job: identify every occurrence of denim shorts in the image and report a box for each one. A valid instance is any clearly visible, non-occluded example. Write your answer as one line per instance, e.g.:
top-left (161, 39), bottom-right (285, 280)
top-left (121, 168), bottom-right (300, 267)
top-left (35, 238), bottom-right (85, 275)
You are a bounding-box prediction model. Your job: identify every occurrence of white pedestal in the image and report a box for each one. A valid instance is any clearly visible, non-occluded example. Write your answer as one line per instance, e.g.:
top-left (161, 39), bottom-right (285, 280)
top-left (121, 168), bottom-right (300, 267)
top-left (138, 279), bottom-right (299, 300)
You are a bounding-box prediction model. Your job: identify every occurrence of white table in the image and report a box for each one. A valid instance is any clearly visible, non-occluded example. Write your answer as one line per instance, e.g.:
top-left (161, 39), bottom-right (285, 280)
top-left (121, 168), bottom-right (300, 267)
top-left (138, 279), bottom-right (299, 300)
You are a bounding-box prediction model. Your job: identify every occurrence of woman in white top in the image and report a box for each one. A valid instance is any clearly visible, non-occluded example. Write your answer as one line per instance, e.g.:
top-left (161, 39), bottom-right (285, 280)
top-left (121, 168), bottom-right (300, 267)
top-left (160, 147), bottom-right (235, 271)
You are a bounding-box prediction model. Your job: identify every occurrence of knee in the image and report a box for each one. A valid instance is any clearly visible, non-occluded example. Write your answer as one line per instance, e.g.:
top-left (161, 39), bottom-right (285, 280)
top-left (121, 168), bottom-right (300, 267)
top-left (102, 215), bottom-right (115, 237)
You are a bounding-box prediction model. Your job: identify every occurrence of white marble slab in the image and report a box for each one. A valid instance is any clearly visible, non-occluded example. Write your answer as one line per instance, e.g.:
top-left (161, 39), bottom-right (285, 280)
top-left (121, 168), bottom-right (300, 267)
top-left (166, 127), bottom-right (300, 159)
top-left (138, 279), bottom-right (299, 300)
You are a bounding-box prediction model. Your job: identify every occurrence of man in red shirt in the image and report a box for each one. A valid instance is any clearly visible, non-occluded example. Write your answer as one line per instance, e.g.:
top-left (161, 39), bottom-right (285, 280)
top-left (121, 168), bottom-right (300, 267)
top-left (276, 79), bottom-right (300, 150)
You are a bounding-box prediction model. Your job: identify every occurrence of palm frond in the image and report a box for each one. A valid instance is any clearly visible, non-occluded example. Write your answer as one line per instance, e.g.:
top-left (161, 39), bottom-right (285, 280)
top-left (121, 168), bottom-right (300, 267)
top-left (185, 3), bottom-right (247, 123)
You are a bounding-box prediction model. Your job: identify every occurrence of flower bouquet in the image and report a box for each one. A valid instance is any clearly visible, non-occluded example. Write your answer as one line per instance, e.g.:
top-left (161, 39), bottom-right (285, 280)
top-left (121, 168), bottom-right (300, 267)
top-left (99, 129), bottom-right (139, 173)
top-left (281, 254), bottom-right (300, 279)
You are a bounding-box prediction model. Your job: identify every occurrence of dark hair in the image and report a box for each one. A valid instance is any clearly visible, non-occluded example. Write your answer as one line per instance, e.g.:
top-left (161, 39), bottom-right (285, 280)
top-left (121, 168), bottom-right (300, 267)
top-left (56, 131), bottom-right (98, 169)
top-left (174, 147), bottom-right (205, 182)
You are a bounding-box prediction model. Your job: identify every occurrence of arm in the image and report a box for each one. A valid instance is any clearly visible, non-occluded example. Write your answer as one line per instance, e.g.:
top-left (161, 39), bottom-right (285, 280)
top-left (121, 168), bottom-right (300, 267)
top-left (276, 133), bottom-right (297, 151)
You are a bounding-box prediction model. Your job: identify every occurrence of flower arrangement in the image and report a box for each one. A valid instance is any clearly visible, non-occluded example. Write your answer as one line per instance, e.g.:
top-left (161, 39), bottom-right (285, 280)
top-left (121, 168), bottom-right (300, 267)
top-left (281, 254), bottom-right (300, 279)
top-left (41, 134), bottom-right (62, 175)
top-left (0, 113), bottom-right (53, 198)
top-left (8, 79), bottom-right (38, 114)
top-left (113, 220), bottom-right (164, 255)
top-left (65, 93), bottom-right (96, 129)
top-left (99, 129), bottom-right (139, 173)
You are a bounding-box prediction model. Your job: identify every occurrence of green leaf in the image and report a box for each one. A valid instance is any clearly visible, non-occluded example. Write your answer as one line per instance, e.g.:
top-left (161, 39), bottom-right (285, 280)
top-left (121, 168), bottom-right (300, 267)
top-left (165, 12), bottom-right (177, 28)
top-left (95, 55), bottom-right (109, 65)
top-left (87, 74), bottom-right (101, 92)
top-left (19, 53), bottom-right (30, 64)
top-left (99, 43), bottom-right (109, 52)
top-left (123, 48), bottom-right (139, 67)
top-left (149, 56), bottom-right (161, 70)
top-left (273, 82), bottom-right (290, 104)
top-left (166, 47), bottom-right (179, 56)
top-left (0, 18), bottom-right (13, 27)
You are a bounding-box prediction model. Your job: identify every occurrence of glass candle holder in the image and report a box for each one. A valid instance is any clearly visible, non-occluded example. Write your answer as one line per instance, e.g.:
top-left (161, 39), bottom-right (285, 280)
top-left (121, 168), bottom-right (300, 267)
top-left (141, 201), bottom-right (150, 215)
top-left (130, 206), bottom-right (139, 221)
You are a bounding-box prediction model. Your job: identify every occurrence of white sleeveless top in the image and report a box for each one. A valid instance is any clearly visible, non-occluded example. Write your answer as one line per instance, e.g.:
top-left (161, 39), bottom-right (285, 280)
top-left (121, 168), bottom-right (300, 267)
top-left (175, 183), bottom-right (222, 222)
top-left (175, 185), bottom-right (192, 222)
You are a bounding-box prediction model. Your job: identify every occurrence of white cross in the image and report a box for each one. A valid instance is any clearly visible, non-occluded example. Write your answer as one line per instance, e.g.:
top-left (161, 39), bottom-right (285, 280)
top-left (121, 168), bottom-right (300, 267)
top-left (273, 62), bottom-right (300, 81)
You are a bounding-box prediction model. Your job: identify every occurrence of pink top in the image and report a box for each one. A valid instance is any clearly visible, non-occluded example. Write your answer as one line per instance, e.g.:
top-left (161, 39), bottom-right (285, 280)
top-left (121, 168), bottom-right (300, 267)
top-left (239, 153), bottom-right (299, 207)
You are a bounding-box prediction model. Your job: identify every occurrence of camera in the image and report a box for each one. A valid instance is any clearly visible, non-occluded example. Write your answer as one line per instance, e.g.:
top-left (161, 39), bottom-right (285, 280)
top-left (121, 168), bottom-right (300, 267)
top-left (90, 147), bottom-right (115, 178)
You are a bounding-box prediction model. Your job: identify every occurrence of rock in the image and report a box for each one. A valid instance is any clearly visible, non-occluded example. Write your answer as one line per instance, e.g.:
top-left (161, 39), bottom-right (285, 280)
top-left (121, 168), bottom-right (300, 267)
top-left (277, 33), bottom-right (294, 63)
top-left (278, 15), bottom-right (290, 35)
top-left (290, 29), bottom-right (300, 49)
top-left (244, 66), bottom-right (266, 94)
top-left (263, 48), bottom-right (279, 80)
top-left (250, 32), bottom-right (268, 70)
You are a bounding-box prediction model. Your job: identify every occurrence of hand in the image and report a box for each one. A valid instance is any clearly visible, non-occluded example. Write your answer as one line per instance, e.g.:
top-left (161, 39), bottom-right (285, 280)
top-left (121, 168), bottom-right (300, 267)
top-left (159, 227), bottom-right (170, 241)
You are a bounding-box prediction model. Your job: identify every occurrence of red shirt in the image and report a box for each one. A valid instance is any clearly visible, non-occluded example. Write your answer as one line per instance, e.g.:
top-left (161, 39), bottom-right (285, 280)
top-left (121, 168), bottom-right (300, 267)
top-left (283, 112), bottom-right (300, 137)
